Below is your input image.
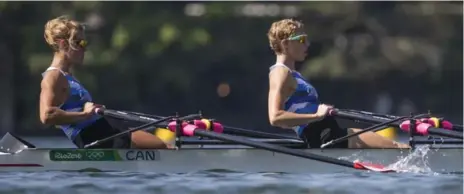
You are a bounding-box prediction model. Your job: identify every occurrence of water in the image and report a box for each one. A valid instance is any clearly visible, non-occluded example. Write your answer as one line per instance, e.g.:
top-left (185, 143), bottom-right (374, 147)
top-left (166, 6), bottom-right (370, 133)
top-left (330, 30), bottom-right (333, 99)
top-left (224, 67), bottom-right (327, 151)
top-left (0, 171), bottom-right (461, 194)
top-left (0, 137), bottom-right (461, 194)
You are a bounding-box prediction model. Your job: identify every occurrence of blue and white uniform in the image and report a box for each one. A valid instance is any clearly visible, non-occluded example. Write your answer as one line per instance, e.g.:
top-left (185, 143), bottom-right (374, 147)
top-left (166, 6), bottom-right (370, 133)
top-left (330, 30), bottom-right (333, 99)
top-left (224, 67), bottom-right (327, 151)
top-left (42, 67), bottom-right (101, 140)
top-left (269, 63), bottom-right (320, 136)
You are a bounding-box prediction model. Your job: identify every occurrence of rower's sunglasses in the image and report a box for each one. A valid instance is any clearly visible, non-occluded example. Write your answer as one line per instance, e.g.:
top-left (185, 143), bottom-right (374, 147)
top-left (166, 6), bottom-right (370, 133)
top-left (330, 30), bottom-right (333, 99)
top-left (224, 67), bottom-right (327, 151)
top-left (287, 34), bottom-right (309, 45)
top-left (75, 39), bottom-right (88, 49)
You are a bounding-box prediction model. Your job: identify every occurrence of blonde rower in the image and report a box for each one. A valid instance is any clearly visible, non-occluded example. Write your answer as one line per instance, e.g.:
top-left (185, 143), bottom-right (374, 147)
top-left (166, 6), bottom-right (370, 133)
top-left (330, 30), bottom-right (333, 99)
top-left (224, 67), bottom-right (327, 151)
top-left (39, 16), bottom-right (172, 149)
top-left (266, 18), bottom-right (409, 149)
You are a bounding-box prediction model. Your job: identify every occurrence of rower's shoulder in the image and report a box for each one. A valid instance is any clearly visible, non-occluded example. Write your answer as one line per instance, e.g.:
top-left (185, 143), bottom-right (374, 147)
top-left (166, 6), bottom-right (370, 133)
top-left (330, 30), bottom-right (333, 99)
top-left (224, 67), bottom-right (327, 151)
top-left (41, 69), bottom-right (67, 88)
top-left (269, 65), bottom-right (293, 80)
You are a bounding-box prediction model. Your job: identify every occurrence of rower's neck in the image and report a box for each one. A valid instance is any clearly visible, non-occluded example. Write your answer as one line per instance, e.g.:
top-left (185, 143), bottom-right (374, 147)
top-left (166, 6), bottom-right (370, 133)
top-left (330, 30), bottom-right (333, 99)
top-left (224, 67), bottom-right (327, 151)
top-left (275, 55), bottom-right (295, 71)
top-left (50, 52), bottom-right (72, 74)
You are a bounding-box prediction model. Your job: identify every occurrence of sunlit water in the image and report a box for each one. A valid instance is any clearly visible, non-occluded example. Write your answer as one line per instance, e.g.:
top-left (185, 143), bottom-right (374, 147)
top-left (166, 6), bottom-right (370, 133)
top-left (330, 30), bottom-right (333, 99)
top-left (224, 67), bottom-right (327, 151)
top-left (0, 137), bottom-right (460, 194)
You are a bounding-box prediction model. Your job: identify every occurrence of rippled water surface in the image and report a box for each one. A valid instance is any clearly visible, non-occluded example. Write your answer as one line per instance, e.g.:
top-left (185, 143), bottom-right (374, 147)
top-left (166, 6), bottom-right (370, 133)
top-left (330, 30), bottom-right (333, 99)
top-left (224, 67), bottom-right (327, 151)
top-left (0, 170), bottom-right (461, 194)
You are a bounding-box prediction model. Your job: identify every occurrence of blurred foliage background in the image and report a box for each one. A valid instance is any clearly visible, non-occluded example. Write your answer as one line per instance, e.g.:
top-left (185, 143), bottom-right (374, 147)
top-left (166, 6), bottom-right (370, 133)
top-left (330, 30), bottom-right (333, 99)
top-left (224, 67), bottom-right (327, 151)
top-left (0, 1), bottom-right (462, 137)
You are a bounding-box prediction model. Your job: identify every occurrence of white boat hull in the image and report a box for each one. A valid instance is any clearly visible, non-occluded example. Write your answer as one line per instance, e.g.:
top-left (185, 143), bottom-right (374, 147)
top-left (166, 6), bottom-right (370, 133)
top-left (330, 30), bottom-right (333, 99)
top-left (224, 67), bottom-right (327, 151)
top-left (0, 148), bottom-right (461, 173)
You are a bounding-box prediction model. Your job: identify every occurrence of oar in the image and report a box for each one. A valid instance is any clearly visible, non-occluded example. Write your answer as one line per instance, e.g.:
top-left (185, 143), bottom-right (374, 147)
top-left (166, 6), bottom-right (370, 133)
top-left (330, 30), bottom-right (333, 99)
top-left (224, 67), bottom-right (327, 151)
top-left (332, 109), bottom-right (462, 139)
top-left (340, 109), bottom-right (463, 132)
top-left (338, 109), bottom-right (401, 120)
top-left (179, 124), bottom-right (395, 173)
top-left (100, 109), bottom-right (162, 123)
top-left (414, 139), bottom-right (463, 145)
top-left (453, 125), bottom-right (463, 132)
top-left (219, 125), bottom-right (299, 140)
top-left (320, 115), bottom-right (409, 148)
top-left (421, 118), bottom-right (463, 132)
top-left (400, 120), bottom-right (463, 139)
top-left (122, 110), bottom-right (301, 140)
top-left (332, 109), bottom-right (417, 123)
top-left (330, 109), bottom-right (433, 129)
top-left (180, 138), bottom-right (307, 148)
top-left (427, 127), bottom-right (463, 139)
top-left (84, 108), bottom-right (200, 148)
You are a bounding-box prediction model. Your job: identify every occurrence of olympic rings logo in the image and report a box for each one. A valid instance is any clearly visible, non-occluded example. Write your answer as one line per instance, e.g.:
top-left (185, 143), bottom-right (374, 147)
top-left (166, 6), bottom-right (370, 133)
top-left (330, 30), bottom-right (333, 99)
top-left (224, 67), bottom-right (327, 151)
top-left (86, 151), bottom-right (105, 160)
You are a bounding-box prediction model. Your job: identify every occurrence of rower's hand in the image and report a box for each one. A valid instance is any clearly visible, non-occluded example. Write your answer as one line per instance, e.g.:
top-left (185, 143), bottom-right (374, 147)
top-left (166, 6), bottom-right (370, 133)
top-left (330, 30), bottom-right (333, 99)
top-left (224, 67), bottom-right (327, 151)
top-left (83, 102), bottom-right (105, 117)
top-left (316, 104), bottom-right (333, 119)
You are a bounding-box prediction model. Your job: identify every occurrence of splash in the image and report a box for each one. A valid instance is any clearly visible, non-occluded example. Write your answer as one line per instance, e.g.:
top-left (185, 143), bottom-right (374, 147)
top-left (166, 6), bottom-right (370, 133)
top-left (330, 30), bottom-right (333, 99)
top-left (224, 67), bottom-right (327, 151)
top-left (387, 145), bottom-right (436, 174)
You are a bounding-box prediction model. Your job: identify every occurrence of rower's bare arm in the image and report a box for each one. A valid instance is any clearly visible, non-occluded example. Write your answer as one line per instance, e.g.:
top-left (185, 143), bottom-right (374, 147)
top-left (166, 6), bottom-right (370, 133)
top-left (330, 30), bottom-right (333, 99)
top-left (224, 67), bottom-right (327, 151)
top-left (39, 71), bottom-right (90, 125)
top-left (268, 67), bottom-right (321, 128)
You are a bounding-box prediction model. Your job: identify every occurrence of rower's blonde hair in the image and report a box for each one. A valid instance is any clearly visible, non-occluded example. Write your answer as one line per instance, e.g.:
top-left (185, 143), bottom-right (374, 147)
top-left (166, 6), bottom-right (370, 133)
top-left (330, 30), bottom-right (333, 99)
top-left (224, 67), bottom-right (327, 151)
top-left (44, 15), bottom-right (84, 51)
top-left (267, 18), bottom-right (304, 54)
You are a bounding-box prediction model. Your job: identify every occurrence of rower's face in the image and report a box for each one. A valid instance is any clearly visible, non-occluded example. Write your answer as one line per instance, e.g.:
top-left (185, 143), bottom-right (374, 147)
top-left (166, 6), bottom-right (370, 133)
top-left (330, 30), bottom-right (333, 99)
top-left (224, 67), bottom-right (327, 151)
top-left (284, 29), bottom-right (310, 62)
top-left (65, 31), bottom-right (87, 66)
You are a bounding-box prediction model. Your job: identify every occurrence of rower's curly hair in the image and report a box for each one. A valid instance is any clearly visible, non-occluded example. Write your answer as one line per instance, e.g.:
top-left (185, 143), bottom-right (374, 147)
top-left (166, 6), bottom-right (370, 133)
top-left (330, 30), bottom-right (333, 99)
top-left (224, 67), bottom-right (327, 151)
top-left (44, 15), bottom-right (85, 51)
top-left (267, 18), bottom-right (304, 54)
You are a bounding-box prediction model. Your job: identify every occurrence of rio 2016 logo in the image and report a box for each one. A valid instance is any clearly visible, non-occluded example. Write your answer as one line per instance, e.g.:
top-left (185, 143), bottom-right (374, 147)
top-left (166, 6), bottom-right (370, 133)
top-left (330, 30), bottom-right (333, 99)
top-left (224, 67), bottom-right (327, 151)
top-left (85, 151), bottom-right (105, 160)
top-left (53, 152), bottom-right (82, 160)
top-left (50, 150), bottom-right (111, 161)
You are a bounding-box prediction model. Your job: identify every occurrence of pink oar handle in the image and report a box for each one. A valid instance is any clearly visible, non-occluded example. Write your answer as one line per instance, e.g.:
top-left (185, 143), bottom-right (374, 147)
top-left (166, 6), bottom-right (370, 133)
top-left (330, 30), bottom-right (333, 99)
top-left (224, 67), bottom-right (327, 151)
top-left (182, 124), bottom-right (197, 136)
top-left (166, 120), bottom-right (224, 136)
top-left (399, 120), bottom-right (433, 135)
top-left (94, 107), bottom-right (104, 114)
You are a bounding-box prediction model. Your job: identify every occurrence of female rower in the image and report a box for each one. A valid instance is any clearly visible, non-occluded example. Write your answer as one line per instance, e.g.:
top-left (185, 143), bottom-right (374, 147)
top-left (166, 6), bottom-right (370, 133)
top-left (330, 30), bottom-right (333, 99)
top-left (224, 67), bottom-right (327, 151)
top-left (39, 16), bottom-right (173, 149)
top-left (266, 18), bottom-right (409, 149)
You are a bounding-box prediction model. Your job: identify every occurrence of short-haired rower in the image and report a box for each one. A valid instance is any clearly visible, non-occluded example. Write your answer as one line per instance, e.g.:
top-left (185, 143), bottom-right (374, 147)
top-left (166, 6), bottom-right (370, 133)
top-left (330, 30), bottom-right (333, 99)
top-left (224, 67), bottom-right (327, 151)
top-left (39, 16), bottom-right (174, 149)
top-left (266, 18), bottom-right (409, 149)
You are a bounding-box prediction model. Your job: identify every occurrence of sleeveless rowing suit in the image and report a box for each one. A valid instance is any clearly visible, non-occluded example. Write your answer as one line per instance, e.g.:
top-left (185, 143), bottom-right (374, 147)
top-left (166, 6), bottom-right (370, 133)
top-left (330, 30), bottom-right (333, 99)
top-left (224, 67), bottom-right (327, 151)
top-left (269, 63), bottom-right (348, 148)
top-left (42, 67), bottom-right (131, 148)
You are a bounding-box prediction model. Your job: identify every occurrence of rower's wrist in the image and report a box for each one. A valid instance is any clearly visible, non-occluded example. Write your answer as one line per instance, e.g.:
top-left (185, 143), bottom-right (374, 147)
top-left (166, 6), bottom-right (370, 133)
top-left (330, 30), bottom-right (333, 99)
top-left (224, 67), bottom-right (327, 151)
top-left (80, 110), bottom-right (94, 118)
top-left (304, 113), bottom-right (323, 121)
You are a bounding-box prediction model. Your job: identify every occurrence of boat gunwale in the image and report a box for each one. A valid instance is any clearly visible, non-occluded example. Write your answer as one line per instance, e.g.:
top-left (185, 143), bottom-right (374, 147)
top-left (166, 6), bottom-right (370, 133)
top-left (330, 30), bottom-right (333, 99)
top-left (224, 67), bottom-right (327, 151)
top-left (8, 147), bottom-right (463, 151)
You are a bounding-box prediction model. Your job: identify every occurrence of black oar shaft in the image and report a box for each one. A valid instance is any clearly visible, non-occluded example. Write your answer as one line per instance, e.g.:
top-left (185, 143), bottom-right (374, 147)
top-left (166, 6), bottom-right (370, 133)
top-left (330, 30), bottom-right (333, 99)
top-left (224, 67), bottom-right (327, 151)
top-left (331, 109), bottom-right (399, 124)
top-left (84, 113), bottom-right (175, 148)
top-left (223, 125), bottom-right (299, 140)
top-left (428, 127), bottom-right (463, 139)
top-left (414, 139), bottom-right (463, 145)
top-left (339, 109), bottom-right (400, 120)
top-left (122, 110), bottom-right (301, 140)
top-left (101, 109), bottom-right (161, 123)
top-left (331, 109), bottom-right (463, 140)
top-left (181, 138), bottom-right (306, 148)
top-left (84, 109), bottom-right (202, 148)
top-left (337, 109), bottom-right (463, 133)
top-left (321, 116), bottom-right (408, 148)
top-left (453, 125), bottom-right (463, 132)
top-left (192, 129), bottom-right (355, 168)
